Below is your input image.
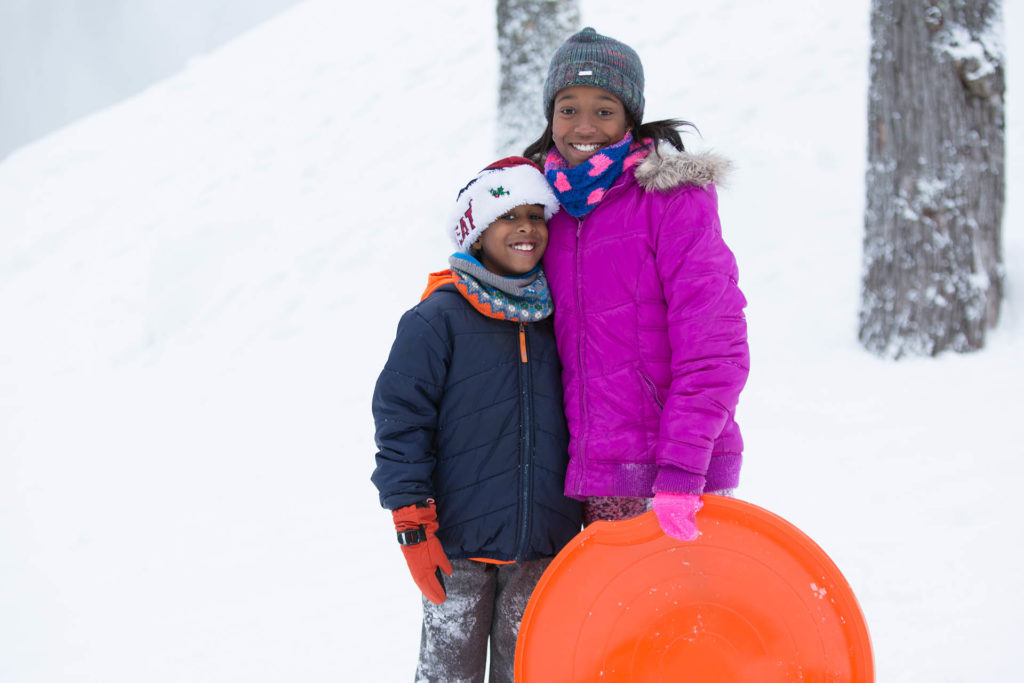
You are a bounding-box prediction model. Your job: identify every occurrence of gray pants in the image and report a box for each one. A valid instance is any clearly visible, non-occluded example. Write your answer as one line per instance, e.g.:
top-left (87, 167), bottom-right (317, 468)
top-left (415, 557), bottom-right (552, 683)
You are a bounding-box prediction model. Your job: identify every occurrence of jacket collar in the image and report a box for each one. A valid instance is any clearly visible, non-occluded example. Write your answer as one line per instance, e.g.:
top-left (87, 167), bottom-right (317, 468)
top-left (421, 270), bottom-right (455, 301)
top-left (633, 144), bottom-right (732, 191)
top-left (553, 145), bottom-right (733, 223)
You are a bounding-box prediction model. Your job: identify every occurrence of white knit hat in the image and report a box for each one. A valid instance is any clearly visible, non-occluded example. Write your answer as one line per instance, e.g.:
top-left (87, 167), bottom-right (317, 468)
top-left (448, 156), bottom-right (560, 252)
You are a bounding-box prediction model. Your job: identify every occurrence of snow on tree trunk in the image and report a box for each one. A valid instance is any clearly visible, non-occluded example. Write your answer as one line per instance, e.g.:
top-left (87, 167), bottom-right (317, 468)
top-left (495, 0), bottom-right (579, 157)
top-left (860, 0), bottom-right (1005, 358)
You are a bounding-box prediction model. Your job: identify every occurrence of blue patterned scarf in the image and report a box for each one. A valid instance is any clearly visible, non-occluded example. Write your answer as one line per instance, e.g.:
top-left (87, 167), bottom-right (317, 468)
top-left (448, 253), bottom-right (553, 323)
top-left (543, 132), bottom-right (651, 217)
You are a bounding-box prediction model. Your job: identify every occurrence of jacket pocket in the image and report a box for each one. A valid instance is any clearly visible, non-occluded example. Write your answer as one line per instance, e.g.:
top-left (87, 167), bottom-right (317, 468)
top-left (638, 369), bottom-right (665, 410)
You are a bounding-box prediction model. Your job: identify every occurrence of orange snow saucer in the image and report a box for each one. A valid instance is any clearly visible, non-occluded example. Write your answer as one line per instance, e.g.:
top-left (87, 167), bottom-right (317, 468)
top-left (514, 495), bottom-right (873, 682)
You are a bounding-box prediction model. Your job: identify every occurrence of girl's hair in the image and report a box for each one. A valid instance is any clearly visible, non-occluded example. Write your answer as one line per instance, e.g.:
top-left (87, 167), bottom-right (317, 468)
top-left (522, 115), bottom-right (698, 166)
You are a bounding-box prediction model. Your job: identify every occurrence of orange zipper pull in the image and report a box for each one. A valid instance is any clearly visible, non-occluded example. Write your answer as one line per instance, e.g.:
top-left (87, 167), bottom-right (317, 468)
top-left (519, 323), bottom-right (528, 363)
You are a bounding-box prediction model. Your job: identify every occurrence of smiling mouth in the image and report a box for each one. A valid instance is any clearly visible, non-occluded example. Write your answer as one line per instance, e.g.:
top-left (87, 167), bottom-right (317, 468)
top-left (511, 243), bottom-right (536, 252)
top-left (571, 143), bottom-right (602, 153)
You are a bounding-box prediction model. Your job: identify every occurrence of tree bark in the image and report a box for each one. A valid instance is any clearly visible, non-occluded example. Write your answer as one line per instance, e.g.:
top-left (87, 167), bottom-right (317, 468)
top-left (860, 0), bottom-right (1005, 358)
top-left (495, 0), bottom-right (579, 157)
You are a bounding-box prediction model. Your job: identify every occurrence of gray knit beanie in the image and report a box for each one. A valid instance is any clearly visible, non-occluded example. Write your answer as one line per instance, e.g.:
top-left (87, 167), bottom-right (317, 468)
top-left (543, 27), bottom-right (645, 124)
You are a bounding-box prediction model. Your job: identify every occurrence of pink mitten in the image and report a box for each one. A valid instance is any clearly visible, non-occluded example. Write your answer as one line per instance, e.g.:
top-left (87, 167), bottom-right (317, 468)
top-left (652, 492), bottom-right (703, 541)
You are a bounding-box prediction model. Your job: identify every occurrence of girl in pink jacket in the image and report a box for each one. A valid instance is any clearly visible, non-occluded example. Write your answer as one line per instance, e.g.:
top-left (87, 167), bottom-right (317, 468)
top-left (524, 27), bottom-right (749, 541)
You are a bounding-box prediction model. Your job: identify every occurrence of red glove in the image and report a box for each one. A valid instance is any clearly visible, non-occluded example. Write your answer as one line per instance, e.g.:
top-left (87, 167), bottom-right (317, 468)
top-left (392, 500), bottom-right (452, 604)
top-left (653, 492), bottom-right (703, 541)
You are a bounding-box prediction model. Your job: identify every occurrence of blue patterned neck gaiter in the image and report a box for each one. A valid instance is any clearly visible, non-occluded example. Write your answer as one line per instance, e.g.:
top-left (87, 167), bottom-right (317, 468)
top-left (543, 132), bottom-right (651, 218)
top-left (448, 253), bottom-right (553, 322)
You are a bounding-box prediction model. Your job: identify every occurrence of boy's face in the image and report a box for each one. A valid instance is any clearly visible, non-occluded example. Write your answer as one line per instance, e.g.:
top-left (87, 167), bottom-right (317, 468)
top-left (474, 203), bottom-right (549, 277)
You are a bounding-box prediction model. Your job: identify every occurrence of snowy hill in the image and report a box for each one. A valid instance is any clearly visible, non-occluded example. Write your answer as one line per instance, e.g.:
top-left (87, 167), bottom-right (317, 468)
top-left (1, 0), bottom-right (1022, 680)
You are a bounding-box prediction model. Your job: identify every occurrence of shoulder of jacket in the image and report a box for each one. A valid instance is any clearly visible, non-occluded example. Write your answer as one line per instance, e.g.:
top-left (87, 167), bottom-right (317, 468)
top-left (412, 284), bottom-right (461, 317)
top-left (633, 144), bottom-right (732, 192)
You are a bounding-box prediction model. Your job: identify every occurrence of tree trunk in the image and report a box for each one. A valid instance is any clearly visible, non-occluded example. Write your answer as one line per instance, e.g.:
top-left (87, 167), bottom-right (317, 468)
top-left (495, 0), bottom-right (579, 157)
top-left (860, 0), bottom-right (1005, 358)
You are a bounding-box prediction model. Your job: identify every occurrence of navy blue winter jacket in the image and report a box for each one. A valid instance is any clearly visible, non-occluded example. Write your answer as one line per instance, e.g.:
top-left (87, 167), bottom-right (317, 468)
top-left (371, 280), bottom-right (582, 562)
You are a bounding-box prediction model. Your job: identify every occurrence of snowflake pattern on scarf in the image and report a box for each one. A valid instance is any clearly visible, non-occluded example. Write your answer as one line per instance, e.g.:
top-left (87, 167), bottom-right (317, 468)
top-left (450, 266), bottom-right (553, 323)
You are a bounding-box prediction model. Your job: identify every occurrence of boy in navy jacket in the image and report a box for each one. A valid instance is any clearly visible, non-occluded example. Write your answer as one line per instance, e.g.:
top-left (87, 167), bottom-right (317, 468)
top-left (371, 157), bottom-right (582, 683)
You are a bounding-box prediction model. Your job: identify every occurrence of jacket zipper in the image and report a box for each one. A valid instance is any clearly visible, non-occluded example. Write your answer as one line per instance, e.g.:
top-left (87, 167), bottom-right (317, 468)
top-left (515, 322), bottom-right (533, 559)
top-left (569, 178), bottom-right (626, 490)
top-left (574, 217), bottom-right (587, 492)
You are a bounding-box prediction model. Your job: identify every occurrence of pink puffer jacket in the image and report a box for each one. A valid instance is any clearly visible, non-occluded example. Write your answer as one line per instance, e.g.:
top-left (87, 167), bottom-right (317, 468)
top-left (542, 147), bottom-right (749, 500)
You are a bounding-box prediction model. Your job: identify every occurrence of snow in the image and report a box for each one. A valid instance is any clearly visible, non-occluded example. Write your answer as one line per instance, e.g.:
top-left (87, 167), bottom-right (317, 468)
top-left (940, 19), bottom-right (1002, 81)
top-left (1, 0), bottom-right (1022, 681)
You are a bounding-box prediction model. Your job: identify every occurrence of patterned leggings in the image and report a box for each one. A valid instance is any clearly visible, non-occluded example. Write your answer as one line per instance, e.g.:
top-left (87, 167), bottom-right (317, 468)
top-left (583, 496), bottom-right (653, 525)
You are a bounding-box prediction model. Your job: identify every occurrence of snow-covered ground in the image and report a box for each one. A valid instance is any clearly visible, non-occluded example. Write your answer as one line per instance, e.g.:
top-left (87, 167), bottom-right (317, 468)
top-left (1, 1), bottom-right (1021, 680)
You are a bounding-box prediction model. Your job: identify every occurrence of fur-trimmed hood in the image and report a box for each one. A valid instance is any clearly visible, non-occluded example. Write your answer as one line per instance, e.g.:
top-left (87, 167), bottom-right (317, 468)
top-left (634, 144), bottom-right (732, 191)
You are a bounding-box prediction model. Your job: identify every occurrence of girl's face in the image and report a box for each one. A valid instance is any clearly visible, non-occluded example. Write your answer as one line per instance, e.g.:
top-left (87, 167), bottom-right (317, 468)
top-left (551, 86), bottom-right (630, 168)
top-left (475, 204), bottom-right (549, 277)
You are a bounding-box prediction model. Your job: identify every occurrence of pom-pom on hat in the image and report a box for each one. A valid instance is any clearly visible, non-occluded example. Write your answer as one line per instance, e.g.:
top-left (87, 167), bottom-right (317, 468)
top-left (543, 27), bottom-right (645, 125)
top-left (448, 156), bottom-right (560, 253)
